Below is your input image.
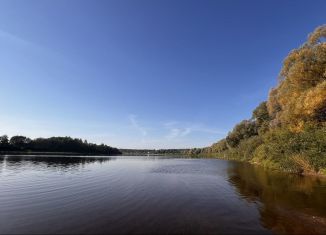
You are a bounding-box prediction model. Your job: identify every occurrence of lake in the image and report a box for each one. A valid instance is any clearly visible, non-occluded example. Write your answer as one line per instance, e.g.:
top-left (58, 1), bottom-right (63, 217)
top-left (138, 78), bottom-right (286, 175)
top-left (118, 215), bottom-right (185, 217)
top-left (1, 155), bottom-right (326, 235)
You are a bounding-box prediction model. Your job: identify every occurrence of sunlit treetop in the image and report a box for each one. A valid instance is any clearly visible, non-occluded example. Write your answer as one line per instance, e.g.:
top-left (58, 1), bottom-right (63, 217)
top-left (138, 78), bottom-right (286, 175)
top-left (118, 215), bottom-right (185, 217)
top-left (267, 25), bottom-right (326, 131)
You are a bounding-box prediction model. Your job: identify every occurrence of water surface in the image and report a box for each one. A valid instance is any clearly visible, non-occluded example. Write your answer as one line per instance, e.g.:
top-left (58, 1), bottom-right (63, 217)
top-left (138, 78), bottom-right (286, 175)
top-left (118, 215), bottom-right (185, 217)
top-left (1, 155), bottom-right (326, 234)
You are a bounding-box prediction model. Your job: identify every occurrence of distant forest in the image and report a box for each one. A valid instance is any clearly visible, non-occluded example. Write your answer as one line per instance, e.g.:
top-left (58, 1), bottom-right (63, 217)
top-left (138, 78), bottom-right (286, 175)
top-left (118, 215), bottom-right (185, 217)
top-left (188, 25), bottom-right (326, 176)
top-left (0, 135), bottom-right (121, 155)
top-left (120, 148), bottom-right (189, 155)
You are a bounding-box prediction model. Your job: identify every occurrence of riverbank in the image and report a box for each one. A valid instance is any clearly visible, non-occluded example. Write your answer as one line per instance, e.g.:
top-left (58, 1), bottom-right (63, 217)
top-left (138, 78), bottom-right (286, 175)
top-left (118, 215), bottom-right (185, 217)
top-left (191, 152), bottom-right (326, 178)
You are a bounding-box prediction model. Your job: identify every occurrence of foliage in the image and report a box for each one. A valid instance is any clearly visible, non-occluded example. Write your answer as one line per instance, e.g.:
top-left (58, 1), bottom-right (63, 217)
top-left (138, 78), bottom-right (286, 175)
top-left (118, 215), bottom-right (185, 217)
top-left (0, 135), bottom-right (121, 155)
top-left (226, 120), bottom-right (258, 148)
top-left (267, 25), bottom-right (326, 131)
top-left (251, 126), bottom-right (326, 173)
top-left (189, 25), bottom-right (326, 175)
top-left (0, 135), bottom-right (9, 148)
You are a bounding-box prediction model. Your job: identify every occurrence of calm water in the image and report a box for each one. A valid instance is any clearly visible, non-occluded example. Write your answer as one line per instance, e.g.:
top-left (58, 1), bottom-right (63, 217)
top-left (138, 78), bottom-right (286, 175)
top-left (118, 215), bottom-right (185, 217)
top-left (1, 155), bottom-right (326, 235)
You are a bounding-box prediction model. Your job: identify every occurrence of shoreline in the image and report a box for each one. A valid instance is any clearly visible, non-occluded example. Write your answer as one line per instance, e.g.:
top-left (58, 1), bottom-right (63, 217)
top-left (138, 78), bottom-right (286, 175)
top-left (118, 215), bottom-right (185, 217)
top-left (0, 151), bottom-right (121, 156)
top-left (191, 154), bottom-right (326, 178)
top-left (2, 152), bottom-right (325, 178)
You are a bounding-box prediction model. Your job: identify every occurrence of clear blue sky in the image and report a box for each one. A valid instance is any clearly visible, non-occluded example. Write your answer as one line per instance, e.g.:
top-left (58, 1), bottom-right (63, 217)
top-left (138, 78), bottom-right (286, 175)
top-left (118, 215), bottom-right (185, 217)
top-left (0, 0), bottom-right (325, 149)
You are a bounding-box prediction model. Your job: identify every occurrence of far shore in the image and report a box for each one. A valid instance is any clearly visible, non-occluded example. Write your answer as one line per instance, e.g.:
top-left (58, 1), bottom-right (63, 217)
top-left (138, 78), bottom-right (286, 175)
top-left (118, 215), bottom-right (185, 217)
top-left (0, 151), bottom-right (120, 156)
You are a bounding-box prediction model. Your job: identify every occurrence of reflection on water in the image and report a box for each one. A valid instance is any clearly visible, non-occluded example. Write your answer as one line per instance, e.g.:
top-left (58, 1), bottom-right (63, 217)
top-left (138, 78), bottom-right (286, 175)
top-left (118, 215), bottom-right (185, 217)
top-left (0, 156), bottom-right (325, 235)
top-left (228, 162), bottom-right (326, 235)
top-left (0, 155), bottom-right (114, 172)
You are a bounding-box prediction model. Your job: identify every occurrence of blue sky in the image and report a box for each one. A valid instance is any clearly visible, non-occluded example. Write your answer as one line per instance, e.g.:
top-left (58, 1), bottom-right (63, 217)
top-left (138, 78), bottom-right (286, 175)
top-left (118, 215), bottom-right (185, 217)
top-left (0, 0), bottom-right (325, 149)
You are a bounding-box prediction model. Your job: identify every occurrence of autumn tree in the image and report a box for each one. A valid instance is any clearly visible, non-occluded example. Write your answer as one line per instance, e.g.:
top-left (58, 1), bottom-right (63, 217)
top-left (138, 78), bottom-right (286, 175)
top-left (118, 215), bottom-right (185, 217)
top-left (267, 24), bottom-right (326, 131)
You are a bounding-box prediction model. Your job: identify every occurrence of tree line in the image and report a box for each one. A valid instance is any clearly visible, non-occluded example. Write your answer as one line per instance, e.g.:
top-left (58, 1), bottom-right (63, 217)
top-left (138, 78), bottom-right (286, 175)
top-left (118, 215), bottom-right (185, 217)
top-left (188, 25), bottom-right (326, 175)
top-left (0, 135), bottom-right (121, 155)
top-left (120, 148), bottom-right (189, 155)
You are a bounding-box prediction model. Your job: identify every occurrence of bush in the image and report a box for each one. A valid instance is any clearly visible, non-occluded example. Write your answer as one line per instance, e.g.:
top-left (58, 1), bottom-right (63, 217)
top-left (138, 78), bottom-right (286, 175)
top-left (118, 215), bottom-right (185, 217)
top-left (252, 125), bottom-right (326, 174)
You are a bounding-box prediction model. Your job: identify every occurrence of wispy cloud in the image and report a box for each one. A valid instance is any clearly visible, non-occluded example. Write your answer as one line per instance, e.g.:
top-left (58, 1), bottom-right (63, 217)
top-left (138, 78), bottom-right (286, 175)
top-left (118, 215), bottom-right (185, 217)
top-left (0, 29), bottom-right (32, 46)
top-left (0, 28), bottom-right (72, 67)
top-left (128, 114), bottom-right (147, 136)
top-left (165, 128), bottom-right (191, 139)
top-left (190, 126), bottom-right (225, 135)
top-left (164, 121), bottom-right (225, 140)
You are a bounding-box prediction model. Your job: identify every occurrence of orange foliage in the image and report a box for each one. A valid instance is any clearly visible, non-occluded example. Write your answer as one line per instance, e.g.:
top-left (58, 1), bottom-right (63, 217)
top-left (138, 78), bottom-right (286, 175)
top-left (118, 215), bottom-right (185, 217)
top-left (267, 25), bottom-right (326, 131)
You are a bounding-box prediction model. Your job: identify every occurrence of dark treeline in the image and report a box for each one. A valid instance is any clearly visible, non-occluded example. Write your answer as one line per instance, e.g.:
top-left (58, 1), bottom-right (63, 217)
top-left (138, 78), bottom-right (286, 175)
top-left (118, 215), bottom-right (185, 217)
top-left (0, 135), bottom-right (121, 155)
top-left (188, 25), bottom-right (326, 176)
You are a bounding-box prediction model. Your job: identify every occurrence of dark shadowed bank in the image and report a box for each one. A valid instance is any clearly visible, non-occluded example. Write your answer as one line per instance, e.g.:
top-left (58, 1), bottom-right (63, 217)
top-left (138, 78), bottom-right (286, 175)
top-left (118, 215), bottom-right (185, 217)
top-left (0, 135), bottom-right (121, 155)
top-left (187, 25), bottom-right (326, 176)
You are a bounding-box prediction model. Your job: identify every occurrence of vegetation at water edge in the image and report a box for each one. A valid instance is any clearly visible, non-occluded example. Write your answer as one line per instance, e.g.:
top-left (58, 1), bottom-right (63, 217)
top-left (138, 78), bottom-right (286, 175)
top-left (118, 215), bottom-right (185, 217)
top-left (188, 25), bottom-right (326, 176)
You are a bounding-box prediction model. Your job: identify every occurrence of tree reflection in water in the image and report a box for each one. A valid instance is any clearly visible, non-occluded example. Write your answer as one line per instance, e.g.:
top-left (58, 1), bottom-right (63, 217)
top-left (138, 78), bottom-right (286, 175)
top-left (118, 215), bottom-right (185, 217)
top-left (227, 162), bottom-right (326, 235)
top-left (0, 155), bottom-right (115, 173)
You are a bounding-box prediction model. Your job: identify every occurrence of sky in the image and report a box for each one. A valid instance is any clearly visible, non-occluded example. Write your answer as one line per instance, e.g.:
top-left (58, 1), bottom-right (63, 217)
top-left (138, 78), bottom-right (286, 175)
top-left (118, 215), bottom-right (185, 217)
top-left (0, 0), bottom-right (325, 149)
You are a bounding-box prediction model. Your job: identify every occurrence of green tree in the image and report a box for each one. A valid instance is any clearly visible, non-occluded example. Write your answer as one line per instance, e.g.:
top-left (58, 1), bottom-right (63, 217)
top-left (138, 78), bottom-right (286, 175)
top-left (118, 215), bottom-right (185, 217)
top-left (0, 135), bottom-right (9, 149)
top-left (226, 120), bottom-right (258, 148)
